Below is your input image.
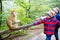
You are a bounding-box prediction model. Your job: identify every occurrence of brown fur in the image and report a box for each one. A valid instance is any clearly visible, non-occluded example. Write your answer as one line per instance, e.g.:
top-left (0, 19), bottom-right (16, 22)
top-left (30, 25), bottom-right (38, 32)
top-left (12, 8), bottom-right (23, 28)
top-left (6, 11), bottom-right (20, 30)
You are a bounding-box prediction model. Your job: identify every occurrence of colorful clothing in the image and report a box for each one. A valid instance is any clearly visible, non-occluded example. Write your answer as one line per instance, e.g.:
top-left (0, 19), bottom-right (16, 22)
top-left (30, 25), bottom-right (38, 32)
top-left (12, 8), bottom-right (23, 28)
top-left (33, 17), bottom-right (60, 35)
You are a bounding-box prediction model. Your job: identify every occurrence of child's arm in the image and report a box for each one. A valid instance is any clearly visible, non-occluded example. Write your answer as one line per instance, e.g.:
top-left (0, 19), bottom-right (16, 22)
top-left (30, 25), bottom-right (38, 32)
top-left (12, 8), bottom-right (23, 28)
top-left (33, 18), bottom-right (45, 25)
top-left (20, 18), bottom-right (45, 27)
top-left (18, 19), bottom-right (45, 29)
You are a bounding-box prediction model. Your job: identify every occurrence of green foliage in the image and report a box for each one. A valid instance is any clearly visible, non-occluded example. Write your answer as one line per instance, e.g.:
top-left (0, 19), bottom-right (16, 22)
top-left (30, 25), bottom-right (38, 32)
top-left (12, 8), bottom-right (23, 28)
top-left (0, 0), bottom-right (60, 36)
top-left (10, 30), bottom-right (28, 35)
top-left (1, 30), bottom-right (28, 39)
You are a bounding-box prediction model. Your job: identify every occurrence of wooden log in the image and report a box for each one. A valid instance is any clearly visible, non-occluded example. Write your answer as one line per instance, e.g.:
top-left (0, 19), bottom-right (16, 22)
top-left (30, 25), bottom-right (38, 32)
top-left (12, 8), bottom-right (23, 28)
top-left (0, 24), bottom-right (34, 35)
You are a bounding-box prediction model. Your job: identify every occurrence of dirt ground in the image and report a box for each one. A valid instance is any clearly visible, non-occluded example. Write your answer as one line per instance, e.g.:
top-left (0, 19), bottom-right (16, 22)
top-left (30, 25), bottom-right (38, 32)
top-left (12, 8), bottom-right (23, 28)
top-left (7, 28), bottom-right (60, 40)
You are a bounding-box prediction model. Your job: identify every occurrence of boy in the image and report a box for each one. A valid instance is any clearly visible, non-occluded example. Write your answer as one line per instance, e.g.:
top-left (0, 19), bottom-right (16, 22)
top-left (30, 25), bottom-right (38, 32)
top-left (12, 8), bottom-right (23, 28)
top-left (32, 11), bottom-right (60, 40)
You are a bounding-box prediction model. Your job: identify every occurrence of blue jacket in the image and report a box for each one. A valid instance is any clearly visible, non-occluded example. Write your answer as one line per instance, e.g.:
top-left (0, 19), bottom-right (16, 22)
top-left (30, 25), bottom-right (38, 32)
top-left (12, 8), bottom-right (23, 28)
top-left (54, 13), bottom-right (60, 21)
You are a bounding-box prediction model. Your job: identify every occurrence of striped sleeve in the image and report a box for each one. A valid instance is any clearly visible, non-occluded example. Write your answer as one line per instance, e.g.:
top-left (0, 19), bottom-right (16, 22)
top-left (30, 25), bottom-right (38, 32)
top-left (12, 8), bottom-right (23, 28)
top-left (33, 19), bottom-right (45, 25)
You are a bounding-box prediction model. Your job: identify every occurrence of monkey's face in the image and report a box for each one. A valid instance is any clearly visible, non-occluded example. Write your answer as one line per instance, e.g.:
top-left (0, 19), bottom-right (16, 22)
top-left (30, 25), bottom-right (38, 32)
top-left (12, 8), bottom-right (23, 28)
top-left (13, 12), bottom-right (17, 17)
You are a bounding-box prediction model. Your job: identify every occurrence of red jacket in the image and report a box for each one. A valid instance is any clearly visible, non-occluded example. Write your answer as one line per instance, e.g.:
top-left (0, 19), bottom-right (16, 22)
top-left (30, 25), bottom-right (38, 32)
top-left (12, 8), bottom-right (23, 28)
top-left (33, 17), bottom-right (60, 35)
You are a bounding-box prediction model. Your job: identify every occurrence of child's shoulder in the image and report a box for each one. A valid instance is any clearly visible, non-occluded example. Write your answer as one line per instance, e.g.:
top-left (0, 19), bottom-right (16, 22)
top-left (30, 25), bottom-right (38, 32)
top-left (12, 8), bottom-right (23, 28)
top-left (52, 17), bottom-right (57, 20)
top-left (52, 17), bottom-right (58, 21)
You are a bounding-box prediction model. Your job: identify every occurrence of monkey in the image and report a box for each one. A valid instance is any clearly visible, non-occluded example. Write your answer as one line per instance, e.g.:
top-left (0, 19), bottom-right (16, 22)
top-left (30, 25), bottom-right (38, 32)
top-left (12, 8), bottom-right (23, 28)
top-left (6, 10), bottom-right (20, 30)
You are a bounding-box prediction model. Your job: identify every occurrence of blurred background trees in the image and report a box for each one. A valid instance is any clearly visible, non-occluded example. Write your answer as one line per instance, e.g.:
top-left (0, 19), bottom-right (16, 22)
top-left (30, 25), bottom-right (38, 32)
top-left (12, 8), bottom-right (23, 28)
top-left (0, 0), bottom-right (60, 30)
